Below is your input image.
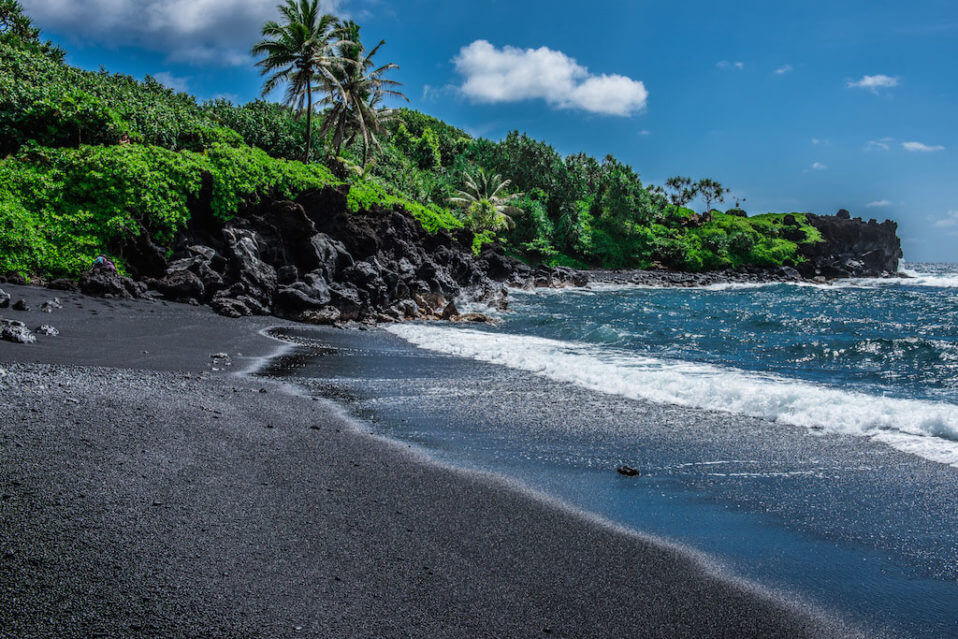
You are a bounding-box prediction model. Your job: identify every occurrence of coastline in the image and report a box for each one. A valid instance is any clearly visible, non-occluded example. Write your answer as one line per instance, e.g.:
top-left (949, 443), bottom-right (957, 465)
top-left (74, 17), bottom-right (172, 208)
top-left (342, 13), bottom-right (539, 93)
top-left (0, 284), bottom-right (857, 638)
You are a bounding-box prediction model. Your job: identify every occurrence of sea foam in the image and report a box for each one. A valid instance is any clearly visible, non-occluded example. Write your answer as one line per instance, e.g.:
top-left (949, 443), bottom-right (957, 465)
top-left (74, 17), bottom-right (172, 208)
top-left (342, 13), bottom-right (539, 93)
top-left (385, 325), bottom-right (958, 467)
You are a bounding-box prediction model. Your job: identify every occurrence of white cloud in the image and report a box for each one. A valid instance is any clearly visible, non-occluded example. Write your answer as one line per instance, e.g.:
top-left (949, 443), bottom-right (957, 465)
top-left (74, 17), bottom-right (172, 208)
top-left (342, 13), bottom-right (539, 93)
top-left (902, 141), bottom-right (945, 152)
top-left (847, 74), bottom-right (899, 92)
top-left (637, 129), bottom-right (651, 136)
top-left (864, 138), bottom-right (894, 151)
top-left (866, 200), bottom-right (893, 208)
top-left (22, 0), bottom-right (342, 66)
top-left (933, 211), bottom-right (958, 228)
top-left (774, 64), bottom-right (793, 75)
top-left (717, 60), bottom-right (744, 70)
top-left (810, 162), bottom-right (827, 171)
top-left (453, 40), bottom-right (648, 116)
top-left (152, 71), bottom-right (190, 92)
top-left (811, 138), bottom-right (830, 146)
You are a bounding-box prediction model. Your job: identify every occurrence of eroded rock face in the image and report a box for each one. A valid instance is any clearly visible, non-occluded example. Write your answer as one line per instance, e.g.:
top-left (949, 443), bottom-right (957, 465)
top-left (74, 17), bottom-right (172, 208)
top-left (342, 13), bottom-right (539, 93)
top-left (136, 186), bottom-right (580, 323)
top-left (799, 213), bottom-right (902, 278)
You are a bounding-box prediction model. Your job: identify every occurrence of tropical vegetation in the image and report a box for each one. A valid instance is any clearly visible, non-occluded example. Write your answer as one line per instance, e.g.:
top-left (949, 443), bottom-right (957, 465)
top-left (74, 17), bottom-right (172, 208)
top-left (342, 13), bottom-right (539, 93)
top-left (0, 1), bottom-right (825, 280)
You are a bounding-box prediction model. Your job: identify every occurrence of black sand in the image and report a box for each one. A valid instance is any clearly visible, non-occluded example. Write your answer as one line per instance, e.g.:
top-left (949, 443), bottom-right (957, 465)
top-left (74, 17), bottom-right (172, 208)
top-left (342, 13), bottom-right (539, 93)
top-left (0, 284), bottom-right (858, 638)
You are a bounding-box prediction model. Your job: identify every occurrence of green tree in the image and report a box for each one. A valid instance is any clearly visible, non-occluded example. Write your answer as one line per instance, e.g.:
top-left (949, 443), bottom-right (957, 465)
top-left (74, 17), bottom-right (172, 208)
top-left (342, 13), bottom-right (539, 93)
top-left (696, 178), bottom-right (729, 213)
top-left (0, 0), bottom-right (34, 39)
top-left (449, 168), bottom-right (522, 232)
top-left (663, 176), bottom-right (697, 207)
top-left (319, 21), bottom-right (406, 167)
top-left (0, 0), bottom-right (63, 60)
top-left (251, 0), bottom-right (346, 161)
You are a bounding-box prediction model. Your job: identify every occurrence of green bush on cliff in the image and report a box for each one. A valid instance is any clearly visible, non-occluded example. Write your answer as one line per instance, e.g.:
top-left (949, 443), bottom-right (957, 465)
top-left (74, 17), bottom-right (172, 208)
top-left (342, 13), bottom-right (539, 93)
top-left (0, 141), bottom-right (467, 277)
top-left (0, 144), bottom-right (340, 276)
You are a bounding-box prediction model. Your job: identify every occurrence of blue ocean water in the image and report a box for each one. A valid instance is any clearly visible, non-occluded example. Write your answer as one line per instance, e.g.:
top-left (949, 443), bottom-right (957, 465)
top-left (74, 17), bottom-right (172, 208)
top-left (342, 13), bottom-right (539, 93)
top-left (391, 262), bottom-right (958, 467)
top-left (265, 263), bottom-right (958, 637)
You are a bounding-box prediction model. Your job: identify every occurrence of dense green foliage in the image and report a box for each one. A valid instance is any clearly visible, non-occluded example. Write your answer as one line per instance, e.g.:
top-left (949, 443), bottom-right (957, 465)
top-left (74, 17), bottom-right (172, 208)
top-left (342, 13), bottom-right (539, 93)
top-left (0, 144), bottom-right (341, 276)
top-left (0, 3), bottom-right (824, 280)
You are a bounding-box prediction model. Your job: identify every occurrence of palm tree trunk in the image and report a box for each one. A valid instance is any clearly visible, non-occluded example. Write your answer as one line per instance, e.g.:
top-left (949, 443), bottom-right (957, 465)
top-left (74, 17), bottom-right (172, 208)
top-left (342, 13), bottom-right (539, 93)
top-left (304, 88), bottom-right (313, 163)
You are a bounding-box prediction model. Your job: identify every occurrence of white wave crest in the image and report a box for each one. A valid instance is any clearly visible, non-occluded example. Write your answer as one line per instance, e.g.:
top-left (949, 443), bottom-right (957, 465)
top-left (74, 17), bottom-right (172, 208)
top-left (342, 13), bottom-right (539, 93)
top-left (385, 325), bottom-right (958, 467)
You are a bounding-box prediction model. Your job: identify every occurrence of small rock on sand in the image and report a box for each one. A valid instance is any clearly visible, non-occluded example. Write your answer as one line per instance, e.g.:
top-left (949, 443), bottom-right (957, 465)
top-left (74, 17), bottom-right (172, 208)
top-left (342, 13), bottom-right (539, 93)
top-left (1, 319), bottom-right (36, 344)
top-left (40, 298), bottom-right (62, 313)
top-left (616, 465), bottom-right (640, 477)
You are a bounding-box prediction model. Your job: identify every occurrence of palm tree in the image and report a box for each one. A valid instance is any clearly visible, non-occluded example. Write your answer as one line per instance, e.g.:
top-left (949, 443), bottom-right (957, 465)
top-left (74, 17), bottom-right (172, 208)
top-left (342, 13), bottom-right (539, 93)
top-left (251, 0), bottom-right (346, 161)
top-left (449, 168), bottom-right (522, 232)
top-left (319, 21), bottom-right (407, 167)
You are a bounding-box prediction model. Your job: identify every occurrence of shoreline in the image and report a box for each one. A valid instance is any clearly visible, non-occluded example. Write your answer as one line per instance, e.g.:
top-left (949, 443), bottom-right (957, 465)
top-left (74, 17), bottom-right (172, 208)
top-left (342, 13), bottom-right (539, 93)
top-left (0, 283), bottom-right (858, 637)
top-left (251, 331), bottom-right (865, 629)
top-left (262, 321), bottom-right (957, 637)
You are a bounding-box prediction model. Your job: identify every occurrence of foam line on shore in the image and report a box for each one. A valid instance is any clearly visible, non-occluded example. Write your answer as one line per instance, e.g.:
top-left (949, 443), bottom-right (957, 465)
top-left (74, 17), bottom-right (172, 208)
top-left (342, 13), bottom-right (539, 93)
top-left (386, 324), bottom-right (958, 467)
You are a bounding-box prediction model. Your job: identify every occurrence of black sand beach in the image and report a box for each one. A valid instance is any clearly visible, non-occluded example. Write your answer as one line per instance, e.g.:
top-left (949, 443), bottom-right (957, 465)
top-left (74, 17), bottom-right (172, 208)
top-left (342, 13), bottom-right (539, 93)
top-left (1, 284), bottom-right (858, 638)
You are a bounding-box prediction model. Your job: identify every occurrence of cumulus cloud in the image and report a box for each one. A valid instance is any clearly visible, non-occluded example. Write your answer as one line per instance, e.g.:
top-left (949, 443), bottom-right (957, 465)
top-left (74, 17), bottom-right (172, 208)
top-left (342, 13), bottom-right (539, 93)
top-left (902, 141), bottom-right (945, 152)
top-left (810, 162), bottom-right (827, 171)
top-left (866, 200), bottom-right (893, 208)
top-left (865, 138), bottom-right (894, 151)
top-left (773, 64), bottom-right (792, 75)
top-left (717, 60), bottom-right (744, 70)
top-left (453, 40), bottom-right (648, 116)
top-left (22, 0), bottom-right (342, 66)
top-left (847, 74), bottom-right (899, 92)
top-left (933, 211), bottom-right (958, 228)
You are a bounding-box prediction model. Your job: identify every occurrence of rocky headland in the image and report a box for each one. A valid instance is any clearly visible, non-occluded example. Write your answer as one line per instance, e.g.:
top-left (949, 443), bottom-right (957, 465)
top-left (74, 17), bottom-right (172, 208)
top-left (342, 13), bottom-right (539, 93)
top-left (0, 197), bottom-right (903, 330)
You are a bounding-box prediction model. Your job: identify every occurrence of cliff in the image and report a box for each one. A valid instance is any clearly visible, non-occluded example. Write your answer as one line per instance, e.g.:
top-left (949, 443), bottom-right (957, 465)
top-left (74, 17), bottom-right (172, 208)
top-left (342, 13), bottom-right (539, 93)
top-left (75, 186), bottom-right (582, 324)
top-left (798, 210), bottom-right (903, 279)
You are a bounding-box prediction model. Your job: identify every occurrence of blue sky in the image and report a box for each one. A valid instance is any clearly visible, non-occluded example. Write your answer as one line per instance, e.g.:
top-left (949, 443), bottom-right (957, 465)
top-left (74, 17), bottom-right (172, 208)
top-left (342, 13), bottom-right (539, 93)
top-left (22, 0), bottom-right (958, 261)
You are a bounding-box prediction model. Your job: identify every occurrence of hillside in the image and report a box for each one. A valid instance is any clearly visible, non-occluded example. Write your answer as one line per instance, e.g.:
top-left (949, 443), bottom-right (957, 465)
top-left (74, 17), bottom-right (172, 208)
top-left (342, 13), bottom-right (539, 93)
top-left (0, 3), bottom-right (862, 283)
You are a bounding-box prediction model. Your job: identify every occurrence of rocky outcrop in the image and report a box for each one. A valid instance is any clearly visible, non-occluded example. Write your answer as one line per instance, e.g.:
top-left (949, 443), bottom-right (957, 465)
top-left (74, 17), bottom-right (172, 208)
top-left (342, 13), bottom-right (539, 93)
top-left (139, 186), bottom-right (579, 323)
top-left (54, 196), bottom-right (906, 321)
top-left (798, 211), bottom-right (902, 278)
top-left (78, 263), bottom-right (146, 299)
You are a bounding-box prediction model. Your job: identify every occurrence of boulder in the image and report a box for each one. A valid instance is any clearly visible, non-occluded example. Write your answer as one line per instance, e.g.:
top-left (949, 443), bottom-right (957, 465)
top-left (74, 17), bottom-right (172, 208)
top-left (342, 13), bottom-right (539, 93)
top-left (300, 306), bottom-right (342, 325)
top-left (11, 299), bottom-right (29, 311)
top-left (0, 289), bottom-right (9, 308)
top-left (151, 269), bottom-right (205, 302)
top-left (78, 264), bottom-right (145, 299)
top-left (47, 279), bottom-right (79, 292)
top-left (1, 318), bottom-right (35, 344)
top-left (209, 296), bottom-right (251, 318)
top-left (456, 312), bottom-right (494, 323)
top-left (39, 298), bottom-right (62, 313)
top-left (273, 281), bottom-right (332, 314)
top-left (440, 300), bottom-right (459, 320)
